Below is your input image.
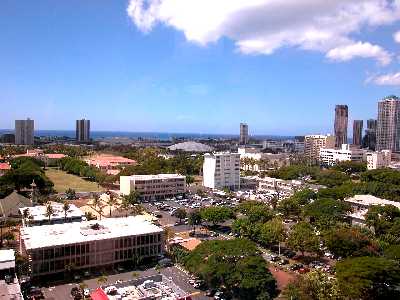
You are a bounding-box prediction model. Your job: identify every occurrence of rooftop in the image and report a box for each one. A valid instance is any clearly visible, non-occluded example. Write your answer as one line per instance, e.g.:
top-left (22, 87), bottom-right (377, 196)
top-left (0, 250), bottom-right (15, 271)
top-left (121, 174), bottom-right (185, 180)
top-left (0, 163), bottom-right (10, 171)
top-left (345, 194), bottom-right (400, 210)
top-left (21, 216), bottom-right (163, 250)
top-left (19, 202), bottom-right (84, 223)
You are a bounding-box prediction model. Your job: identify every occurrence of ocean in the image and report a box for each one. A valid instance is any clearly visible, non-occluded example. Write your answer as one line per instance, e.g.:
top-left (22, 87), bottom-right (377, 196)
top-left (0, 129), bottom-right (294, 141)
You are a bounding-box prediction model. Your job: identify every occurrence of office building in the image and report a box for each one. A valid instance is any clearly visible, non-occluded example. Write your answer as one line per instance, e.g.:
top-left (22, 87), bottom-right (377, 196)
top-left (304, 135), bottom-right (335, 161)
top-left (364, 119), bottom-right (377, 150)
top-left (203, 152), bottom-right (240, 190)
top-left (0, 134), bottom-right (15, 144)
top-left (366, 150), bottom-right (391, 170)
top-left (120, 174), bottom-right (186, 201)
top-left (238, 147), bottom-right (290, 171)
top-left (334, 105), bottom-right (348, 148)
top-left (239, 123), bottom-right (249, 145)
top-left (319, 144), bottom-right (365, 166)
top-left (19, 216), bottom-right (164, 277)
top-left (352, 120), bottom-right (363, 146)
top-left (76, 119), bottom-right (90, 143)
top-left (376, 96), bottom-right (400, 152)
top-left (15, 118), bottom-right (34, 145)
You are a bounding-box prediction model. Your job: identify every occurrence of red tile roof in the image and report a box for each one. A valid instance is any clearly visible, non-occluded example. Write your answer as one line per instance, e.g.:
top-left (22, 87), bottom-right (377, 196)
top-left (0, 163), bottom-right (11, 171)
top-left (90, 288), bottom-right (109, 300)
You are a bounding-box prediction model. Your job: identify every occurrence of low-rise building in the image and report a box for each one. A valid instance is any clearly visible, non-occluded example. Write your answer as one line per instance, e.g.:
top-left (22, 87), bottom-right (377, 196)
top-left (0, 163), bottom-right (10, 176)
top-left (120, 174), bottom-right (186, 201)
top-left (319, 144), bottom-right (365, 166)
top-left (238, 147), bottom-right (290, 171)
top-left (203, 152), bottom-right (240, 190)
top-left (258, 177), bottom-right (303, 194)
top-left (0, 249), bottom-right (23, 300)
top-left (345, 194), bottom-right (400, 226)
top-left (19, 216), bottom-right (164, 277)
top-left (366, 150), bottom-right (391, 170)
top-left (85, 154), bottom-right (136, 173)
top-left (20, 202), bottom-right (84, 226)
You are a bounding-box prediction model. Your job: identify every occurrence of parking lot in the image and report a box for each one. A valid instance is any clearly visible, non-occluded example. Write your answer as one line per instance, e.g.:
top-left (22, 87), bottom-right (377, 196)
top-left (42, 266), bottom-right (210, 300)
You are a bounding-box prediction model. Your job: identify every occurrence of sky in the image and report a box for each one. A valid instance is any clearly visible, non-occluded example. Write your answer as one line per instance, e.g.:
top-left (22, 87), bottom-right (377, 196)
top-left (2, 0), bottom-right (400, 136)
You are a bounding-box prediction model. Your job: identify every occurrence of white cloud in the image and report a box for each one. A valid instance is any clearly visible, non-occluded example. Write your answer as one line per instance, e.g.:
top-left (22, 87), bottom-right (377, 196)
top-left (127, 0), bottom-right (400, 63)
top-left (394, 30), bottom-right (400, 43)
top-left (326, 42), bottom-right (392, 65)
top-left (368, 72), bottom-right (400, 85)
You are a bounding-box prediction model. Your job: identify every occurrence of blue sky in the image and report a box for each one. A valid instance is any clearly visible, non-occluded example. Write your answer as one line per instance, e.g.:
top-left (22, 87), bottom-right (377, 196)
top-left (1, 0), bottom-right (400, 135)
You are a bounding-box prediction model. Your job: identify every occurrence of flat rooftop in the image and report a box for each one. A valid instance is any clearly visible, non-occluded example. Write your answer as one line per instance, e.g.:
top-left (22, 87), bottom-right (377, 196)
top-left (345, 194), bottom-right (400, 209)
top-left (21, 216), bottom-right (163, 250)
top-left (121, 174), bottom-right (185, 180)
top-left (19, 203), bottom-right (84, 222)
top-left (0, 250), bottom-right (15, 270)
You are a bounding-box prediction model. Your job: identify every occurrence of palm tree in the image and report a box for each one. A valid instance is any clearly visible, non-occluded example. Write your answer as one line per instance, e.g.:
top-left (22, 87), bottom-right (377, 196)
top-left (106, 193), bottom-right (117, 217)
top-left (45, 203), bottom-right (54, 224)
top-left (97, 274), bottom-right (108, 286)
top-left (92, 194), bottom-right (103, 220)
top-left (22, 208), bottom-right (30, 226)
top-left (62, 201), bottom-right (71, 222)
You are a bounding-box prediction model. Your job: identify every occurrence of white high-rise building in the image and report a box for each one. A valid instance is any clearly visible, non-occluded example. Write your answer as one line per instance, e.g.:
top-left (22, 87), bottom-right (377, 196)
top-left (376, 96), bottom-right (400, 152)
top-left (203, 152), bottom-right (240, 190)
top-left (15, 118), bottom-right (34, 145)
top-left (366, 150), bottom-right (391, 170)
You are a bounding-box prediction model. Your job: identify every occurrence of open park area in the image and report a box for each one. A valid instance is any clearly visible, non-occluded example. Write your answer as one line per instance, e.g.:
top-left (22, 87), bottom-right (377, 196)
top-left (45, 168), bottom-right (104, 193)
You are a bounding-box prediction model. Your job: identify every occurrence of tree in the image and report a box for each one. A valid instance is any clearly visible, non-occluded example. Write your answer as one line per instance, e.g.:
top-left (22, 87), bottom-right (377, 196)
top-left (123, 190), bottom-right (141, 204)
top-left (22, 208), bottom-right (30, 226)
top-left (323, 226), bottom-right (378, 258)
top-left (259, 218), bottom-right (287, 247)
top-left (200, 207), bottom-right (234, 227)
top-left (365, 204), bottom-right (400, 236)
top-left (336, 256), bottom-right (400, 299)
top-left (333, 161), bottom-right (367, 175)
top-left (303, 198), bottom-right (351, 229)
top-left (45, 203), bottom-right (54, 224)
top-left (188, 210), bottom-right (202, 233)
top-left (174, 208), bottom-right (187, 223)
top-left (315, 170), bottom-right (350, 187)
top-left (291, 188), bottom-right (316, 205)
top-left (65, 188), bottom-right (77, 200)
top-left (62, 201), bottom-right (71, 222)
top-left (384, 244), bottom-right (400, 260)
top-left (97, 274), bottom-right (108, 286)
top-left (91, 194), bottom-right (103, 220)
top-left (287, 222), bottom-right (320, 256)
top-left (237, 201), bottom-right (273, 223)
top-left (105, 193), bottom-right (117, 217)
top-left (277, 197), bottom-right (301, 219)
top-left (184, 239), bottom-right (277, 299)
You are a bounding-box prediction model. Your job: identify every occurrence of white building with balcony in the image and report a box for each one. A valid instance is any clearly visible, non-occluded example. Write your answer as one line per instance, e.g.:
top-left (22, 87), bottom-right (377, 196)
top-left (203, 152), bottom-right (240, 190)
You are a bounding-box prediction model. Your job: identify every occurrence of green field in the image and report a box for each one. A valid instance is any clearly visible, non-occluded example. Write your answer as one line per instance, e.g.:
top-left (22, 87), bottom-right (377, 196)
top-left (45, 169), bottom-right (104, 193)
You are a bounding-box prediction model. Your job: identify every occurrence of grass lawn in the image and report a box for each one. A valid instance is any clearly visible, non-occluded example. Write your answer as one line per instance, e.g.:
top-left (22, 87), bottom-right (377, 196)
top-left (45, 168), bottom-right (104, 193)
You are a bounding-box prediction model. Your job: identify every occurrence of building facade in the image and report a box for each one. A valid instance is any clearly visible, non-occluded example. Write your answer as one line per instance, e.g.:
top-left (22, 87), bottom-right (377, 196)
top-left (304, 135), bottom-right (335, 161)
top-left (334, 105), bottom-right (348, 148)
top-left (239, 123), bottom-right (249, 145)
top-left (203, 152), bottom-right (240, 190)
top-left (376, 96), bottom-right (400, 152)
top-left (15, 119), bottom-right (34, 145)
top-left (19, 217), bottom-right (164, 277)
top-left (120, 174), bottom-right (186, 201)
top-left (319, 144), bottom-right (364, 166)
top-left (76, 119), bottom-right (90, 143)
top-left (364, 119), bottom-right (377, 150)
top-left (366, 150), bottom-right (391, 170)
top-left (352, 120), bottom-right (363, 146)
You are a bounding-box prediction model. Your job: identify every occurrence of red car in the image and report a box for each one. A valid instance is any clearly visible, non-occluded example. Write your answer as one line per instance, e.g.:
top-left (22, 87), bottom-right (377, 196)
top-left (298, 267), bottom-right (310, 274)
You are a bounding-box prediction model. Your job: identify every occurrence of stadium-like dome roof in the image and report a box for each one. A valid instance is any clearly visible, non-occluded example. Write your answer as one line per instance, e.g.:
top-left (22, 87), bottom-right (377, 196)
top-left (168, 141), bottom-right (214, 152)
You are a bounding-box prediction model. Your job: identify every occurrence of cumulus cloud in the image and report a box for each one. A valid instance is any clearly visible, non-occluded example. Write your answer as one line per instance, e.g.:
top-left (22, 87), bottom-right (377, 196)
top-left (326, 42), bottom-right (392, 65)
top-left (127, 0), bottom-right (400, 64)
top-left (368, 72), bottom-right (400, 85)
top-left (394, 30), bottom-right (400, 43)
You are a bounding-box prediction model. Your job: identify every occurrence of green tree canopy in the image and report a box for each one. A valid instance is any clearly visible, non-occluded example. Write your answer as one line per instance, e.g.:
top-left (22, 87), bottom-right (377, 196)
top-left (336, 256), bottom-right (400, 300)
top-left (287, 222), bottom-right (320, 256)
top-left (200, 207), bottom-right (234, 226)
